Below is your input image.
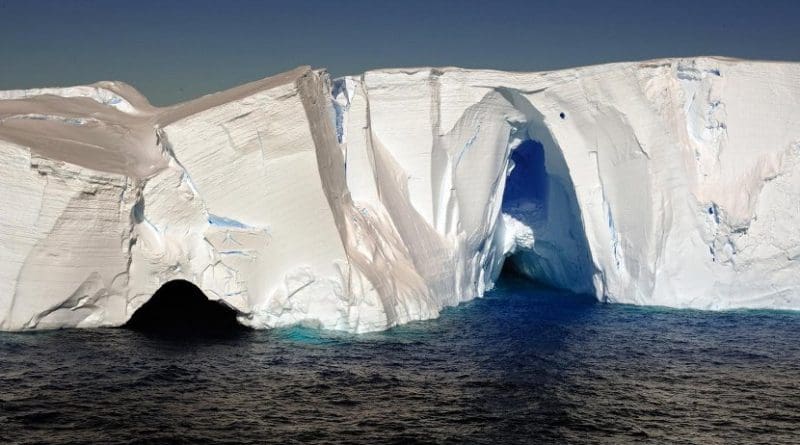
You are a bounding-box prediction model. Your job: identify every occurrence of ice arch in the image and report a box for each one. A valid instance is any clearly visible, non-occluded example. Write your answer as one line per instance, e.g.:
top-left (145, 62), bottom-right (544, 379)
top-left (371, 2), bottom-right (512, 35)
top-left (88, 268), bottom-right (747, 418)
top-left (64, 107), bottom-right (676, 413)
top-left (497, 90), bottom-right (595, 295)
top-left (125, 280), bottom-right (245, 333)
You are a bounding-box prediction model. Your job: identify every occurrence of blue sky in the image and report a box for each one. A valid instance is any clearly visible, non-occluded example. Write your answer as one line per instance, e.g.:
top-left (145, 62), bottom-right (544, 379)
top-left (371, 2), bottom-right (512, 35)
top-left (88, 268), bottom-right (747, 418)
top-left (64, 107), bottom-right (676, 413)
top-left (1, 0), bottom-right (798, 105)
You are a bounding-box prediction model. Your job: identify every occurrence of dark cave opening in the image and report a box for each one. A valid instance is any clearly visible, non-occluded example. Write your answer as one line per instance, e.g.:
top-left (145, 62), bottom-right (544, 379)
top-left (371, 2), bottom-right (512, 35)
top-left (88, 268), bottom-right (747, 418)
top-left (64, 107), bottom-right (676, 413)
top-left (498, 134), bottom-right (596, 295)
top-left (125, 280), bottom-right (246, 334)
top-left (503, 139), bottom-right (548, 209)
top-left (500, 139), bottom-right (549, 280)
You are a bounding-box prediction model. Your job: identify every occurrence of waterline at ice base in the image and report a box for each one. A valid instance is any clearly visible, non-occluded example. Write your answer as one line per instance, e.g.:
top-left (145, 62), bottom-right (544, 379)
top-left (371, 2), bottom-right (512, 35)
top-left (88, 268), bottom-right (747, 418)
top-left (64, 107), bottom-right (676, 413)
top-left (1, 57), bottom-right (799, 332)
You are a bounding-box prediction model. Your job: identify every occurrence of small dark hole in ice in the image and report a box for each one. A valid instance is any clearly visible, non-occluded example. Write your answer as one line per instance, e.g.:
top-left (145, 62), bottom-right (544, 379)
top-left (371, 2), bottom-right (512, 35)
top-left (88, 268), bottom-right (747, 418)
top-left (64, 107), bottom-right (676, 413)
top-left (708, 207), bottom-right (714, 215)
top-left (559, 112), bottom-right (566, 119)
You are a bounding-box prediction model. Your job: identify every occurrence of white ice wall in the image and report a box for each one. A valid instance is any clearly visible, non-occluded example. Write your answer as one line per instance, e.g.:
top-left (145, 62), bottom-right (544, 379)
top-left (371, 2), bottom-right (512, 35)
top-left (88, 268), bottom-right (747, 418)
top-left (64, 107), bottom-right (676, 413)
top-left (1, 57), bottom-right (798, 332)
top-left (0, 142), bottom-right (136, 329)
top-left (336, 57), bottom-right (800, 312)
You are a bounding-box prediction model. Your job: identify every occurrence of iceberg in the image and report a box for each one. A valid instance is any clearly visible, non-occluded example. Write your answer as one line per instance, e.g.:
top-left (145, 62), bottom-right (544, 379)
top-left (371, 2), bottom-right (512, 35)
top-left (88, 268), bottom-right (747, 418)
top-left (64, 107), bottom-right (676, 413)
top-left (1, 57), bottom-right (799, 332)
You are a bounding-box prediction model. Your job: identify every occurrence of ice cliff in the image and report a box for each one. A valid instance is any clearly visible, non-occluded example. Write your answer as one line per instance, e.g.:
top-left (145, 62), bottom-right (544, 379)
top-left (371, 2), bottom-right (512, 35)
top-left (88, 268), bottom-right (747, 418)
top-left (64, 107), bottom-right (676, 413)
top-left (2, 57), bottom-right (799, 332)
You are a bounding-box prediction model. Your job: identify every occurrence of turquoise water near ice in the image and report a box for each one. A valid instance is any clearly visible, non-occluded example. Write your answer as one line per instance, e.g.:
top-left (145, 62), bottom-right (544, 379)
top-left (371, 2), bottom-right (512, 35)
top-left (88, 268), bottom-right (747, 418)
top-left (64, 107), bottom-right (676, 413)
top-left (1, 277), bottom-right (799, 444)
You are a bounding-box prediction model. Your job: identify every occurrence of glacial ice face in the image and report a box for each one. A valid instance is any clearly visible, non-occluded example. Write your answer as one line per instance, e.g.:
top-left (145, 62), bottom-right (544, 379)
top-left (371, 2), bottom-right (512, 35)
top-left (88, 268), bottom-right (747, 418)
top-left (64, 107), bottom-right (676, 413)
top-left (1, 57), bottom-right (799, 332)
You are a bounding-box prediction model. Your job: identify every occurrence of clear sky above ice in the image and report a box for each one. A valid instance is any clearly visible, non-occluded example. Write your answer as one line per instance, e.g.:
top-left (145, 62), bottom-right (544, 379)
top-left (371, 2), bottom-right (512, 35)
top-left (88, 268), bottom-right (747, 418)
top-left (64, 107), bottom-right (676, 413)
top-left (1, 0), bottom-right (798, 105)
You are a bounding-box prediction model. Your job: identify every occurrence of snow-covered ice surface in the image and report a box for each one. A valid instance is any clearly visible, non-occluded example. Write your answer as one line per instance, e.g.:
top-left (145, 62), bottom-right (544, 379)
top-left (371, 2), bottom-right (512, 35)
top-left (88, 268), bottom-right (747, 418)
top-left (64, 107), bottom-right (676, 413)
top-left (1, 57), bottom-right (799, 332)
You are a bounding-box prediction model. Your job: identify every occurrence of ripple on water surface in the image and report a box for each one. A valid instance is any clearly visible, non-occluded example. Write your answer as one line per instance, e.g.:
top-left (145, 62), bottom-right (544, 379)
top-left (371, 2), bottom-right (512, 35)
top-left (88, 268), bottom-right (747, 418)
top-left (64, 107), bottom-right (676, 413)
top-left (1, 277), bottom-right (799, 444)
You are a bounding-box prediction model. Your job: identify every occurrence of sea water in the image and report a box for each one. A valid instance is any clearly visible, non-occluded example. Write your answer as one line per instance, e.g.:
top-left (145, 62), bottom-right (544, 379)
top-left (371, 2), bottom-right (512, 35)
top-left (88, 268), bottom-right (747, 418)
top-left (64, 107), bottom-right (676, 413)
top-left (1, 277), bottom-right (798, 444)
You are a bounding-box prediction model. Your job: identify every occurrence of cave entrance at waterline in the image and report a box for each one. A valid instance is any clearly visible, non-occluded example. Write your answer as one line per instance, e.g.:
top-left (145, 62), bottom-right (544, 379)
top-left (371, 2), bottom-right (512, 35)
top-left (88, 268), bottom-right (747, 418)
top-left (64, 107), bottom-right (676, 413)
top-left (499, 137), bottom-right (595, 295)
top-left (125, 280), bottom-right (246, 334)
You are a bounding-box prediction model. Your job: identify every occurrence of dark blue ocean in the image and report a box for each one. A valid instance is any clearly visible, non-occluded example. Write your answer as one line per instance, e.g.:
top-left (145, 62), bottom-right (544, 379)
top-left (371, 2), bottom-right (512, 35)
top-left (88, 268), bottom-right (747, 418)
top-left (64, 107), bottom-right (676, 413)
top-left (1, 277), bottom-right (799, 444)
